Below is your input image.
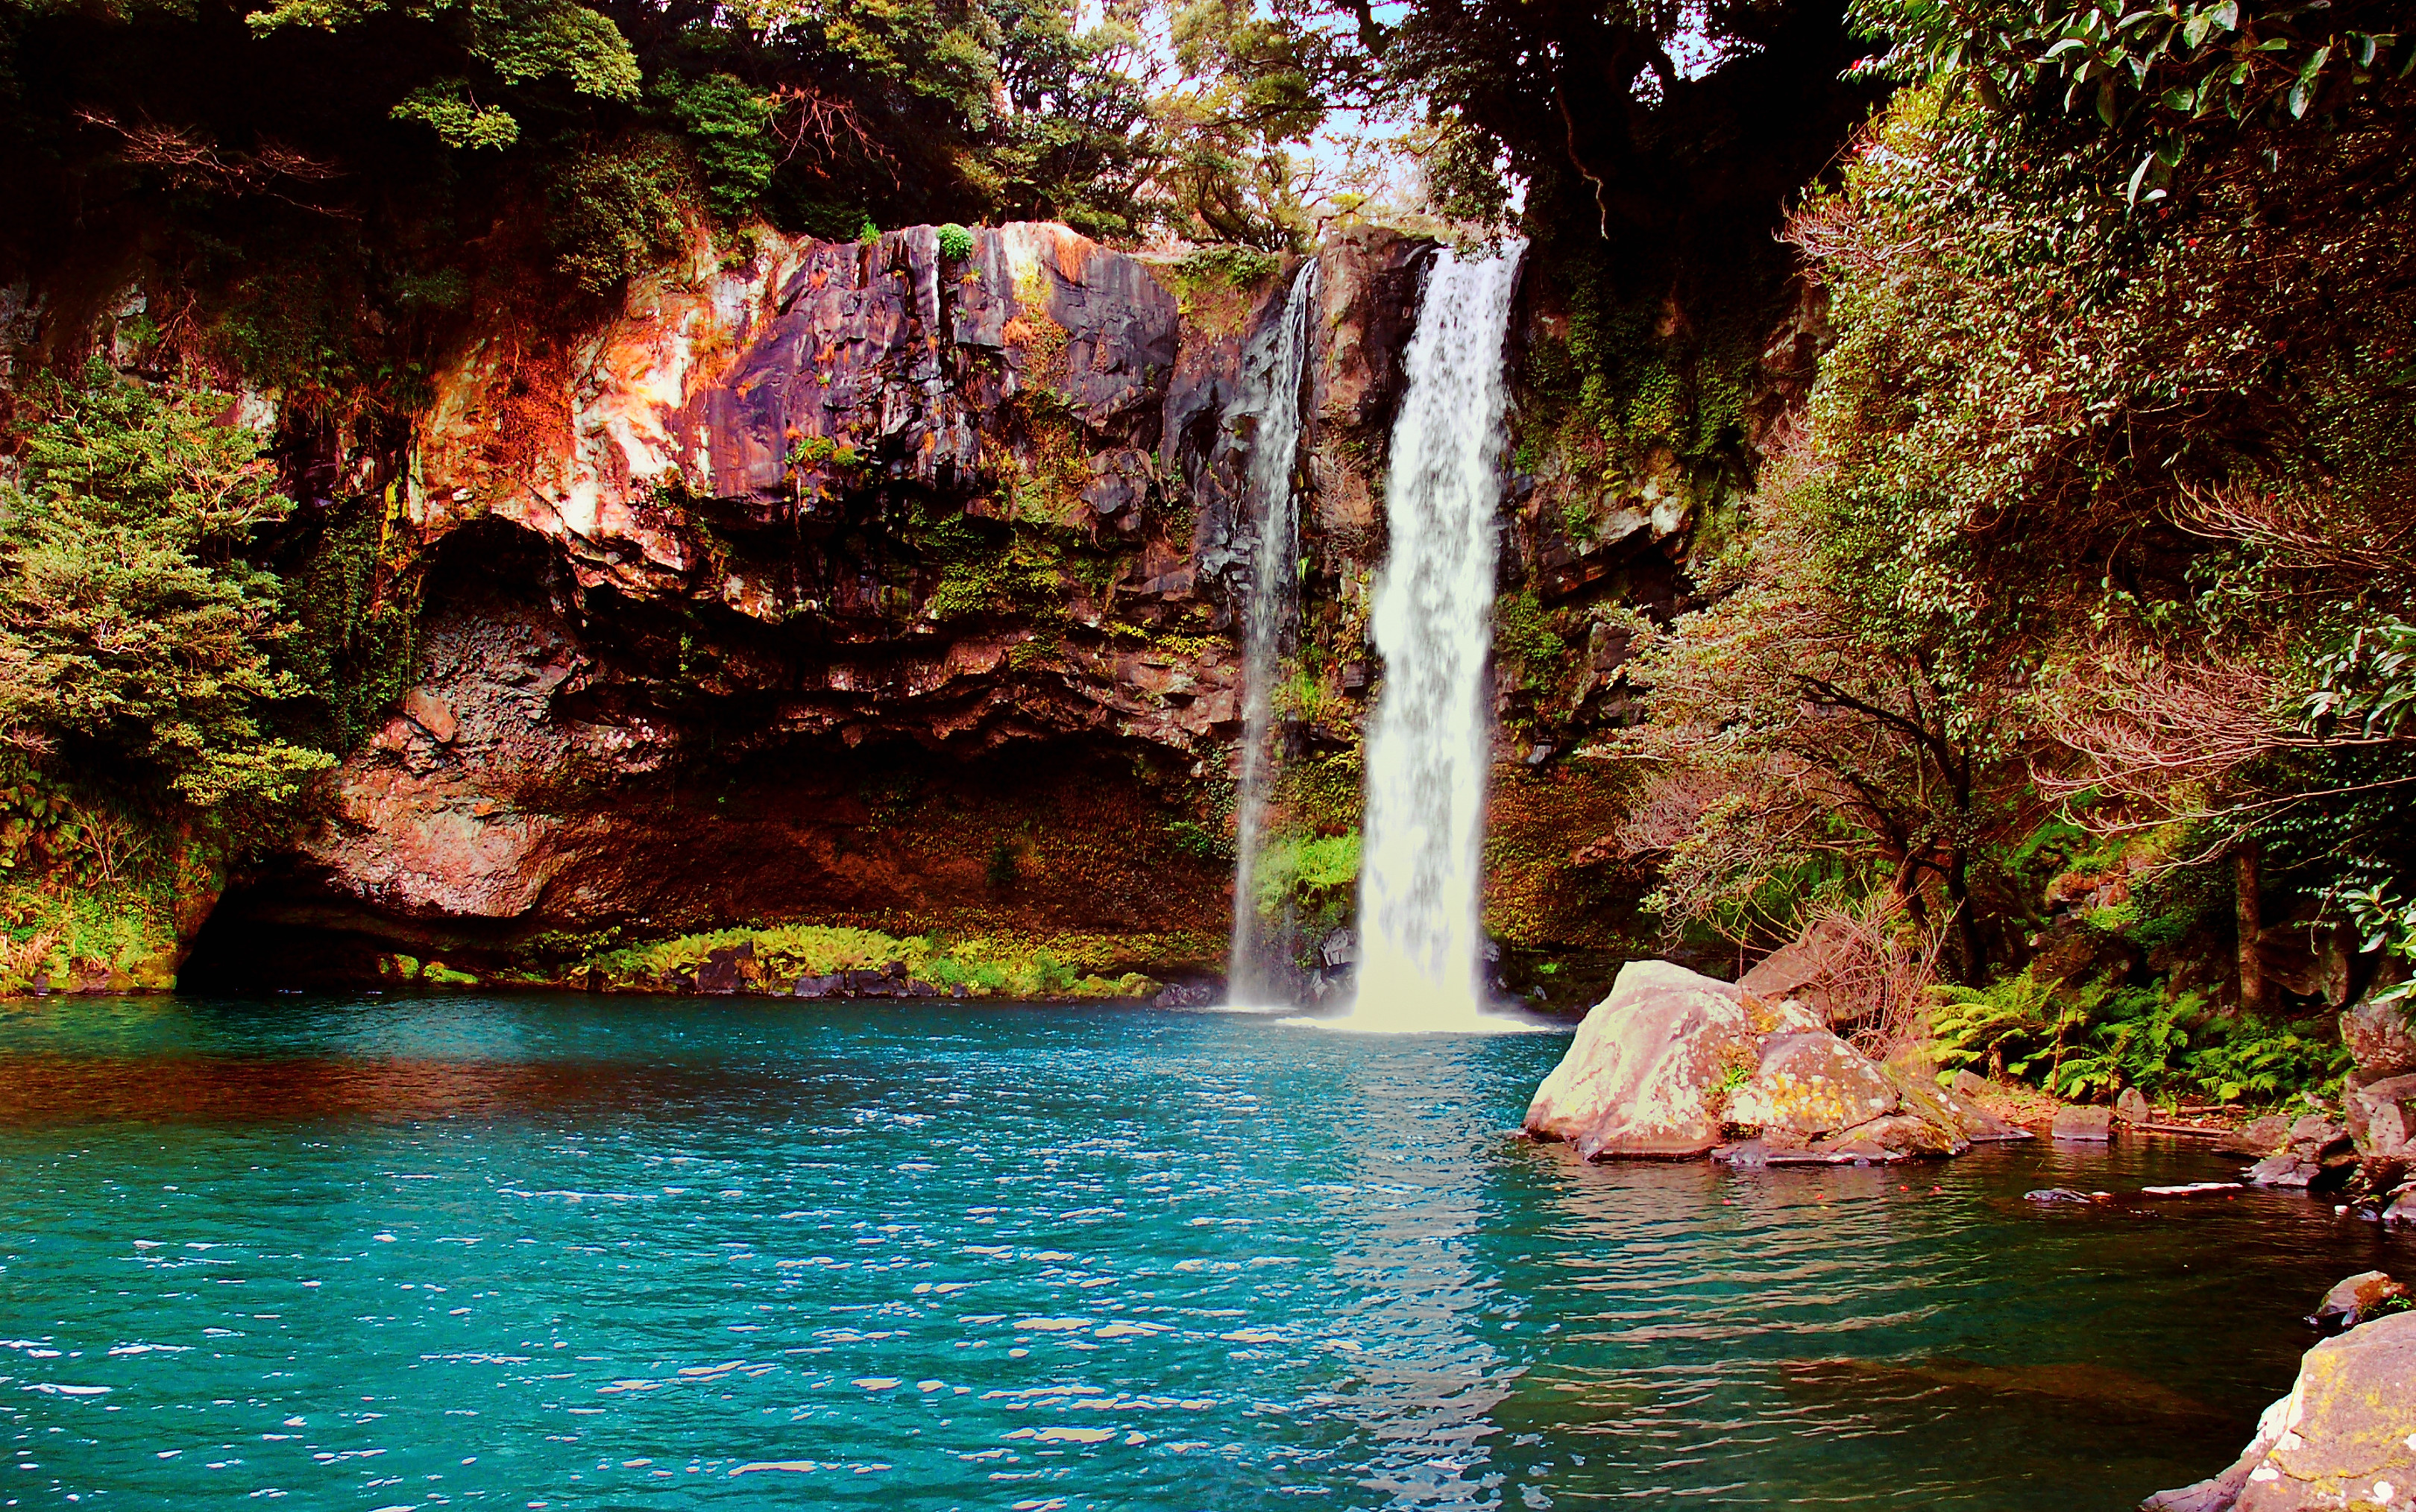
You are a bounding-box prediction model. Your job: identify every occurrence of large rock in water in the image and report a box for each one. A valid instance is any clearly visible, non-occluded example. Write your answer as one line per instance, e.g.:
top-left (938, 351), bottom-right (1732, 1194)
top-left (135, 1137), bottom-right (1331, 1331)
top-left (1523, 961), bottom-right (1771, 1158)
top-left (1523, 960), bottom-right (2023, 1162)
top-left (2142, 1308), bottom-right (2416, 1512)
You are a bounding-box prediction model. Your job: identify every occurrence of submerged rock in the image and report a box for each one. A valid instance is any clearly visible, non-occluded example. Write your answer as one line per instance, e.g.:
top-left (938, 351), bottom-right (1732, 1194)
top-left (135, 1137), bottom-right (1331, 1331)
top-left (2143, 1309), bottom-right (2416, 1512)
top-left (1523, 959), bottom-right (2013, 1163)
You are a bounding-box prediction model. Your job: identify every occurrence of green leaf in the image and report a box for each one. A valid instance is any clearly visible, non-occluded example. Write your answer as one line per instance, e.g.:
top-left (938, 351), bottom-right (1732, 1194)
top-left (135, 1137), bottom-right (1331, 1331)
top-left (2126, 151), bottom-right (2156, 204)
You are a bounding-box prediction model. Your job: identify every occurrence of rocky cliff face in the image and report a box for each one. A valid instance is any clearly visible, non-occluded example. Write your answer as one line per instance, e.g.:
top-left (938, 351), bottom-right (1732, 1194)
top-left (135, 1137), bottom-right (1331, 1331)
top-left (173, 218), bottom-right (1802, 992)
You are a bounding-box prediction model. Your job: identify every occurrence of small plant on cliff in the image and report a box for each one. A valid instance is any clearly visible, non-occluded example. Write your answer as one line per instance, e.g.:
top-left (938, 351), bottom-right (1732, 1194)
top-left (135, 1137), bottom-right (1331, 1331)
top-left (937, 224), bottom-right (975, 260)
top-left (787, 435), bottom-right (861, 470)
top-left (0, 362), bottom-right (333, 819)
top-left (1254, 830), bottom-right (1359, 938)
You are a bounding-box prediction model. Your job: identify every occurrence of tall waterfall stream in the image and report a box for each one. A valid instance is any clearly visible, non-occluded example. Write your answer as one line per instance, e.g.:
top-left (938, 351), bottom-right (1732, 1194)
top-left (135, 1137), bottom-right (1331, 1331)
top-left (1227, 259), bottom-right (1321, 1004)
top-left (1345, 241), bottom-right (1526, 1031)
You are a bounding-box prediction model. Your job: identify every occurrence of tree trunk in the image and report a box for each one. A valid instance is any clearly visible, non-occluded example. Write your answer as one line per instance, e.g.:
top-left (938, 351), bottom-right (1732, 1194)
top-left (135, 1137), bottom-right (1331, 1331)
top-left (1945, 848), bottom-right (1986, 986)
top-left (2235, 842), bottom-right (2264, 1014)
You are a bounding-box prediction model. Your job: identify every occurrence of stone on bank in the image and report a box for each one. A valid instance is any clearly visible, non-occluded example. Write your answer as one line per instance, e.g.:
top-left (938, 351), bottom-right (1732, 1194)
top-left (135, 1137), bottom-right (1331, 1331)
top-left (2143, 1304), bottom-right (2416, 1512)
top-left (1522, 960), bottom-right (2027, 1163)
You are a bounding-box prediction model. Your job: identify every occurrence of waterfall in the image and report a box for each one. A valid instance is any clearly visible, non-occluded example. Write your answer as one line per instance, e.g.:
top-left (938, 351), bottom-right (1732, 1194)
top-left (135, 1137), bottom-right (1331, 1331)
top-left (1344, 241), bottom-right (1526, 1031)
top-left (1228, 259), bottom-right (1321, 1004)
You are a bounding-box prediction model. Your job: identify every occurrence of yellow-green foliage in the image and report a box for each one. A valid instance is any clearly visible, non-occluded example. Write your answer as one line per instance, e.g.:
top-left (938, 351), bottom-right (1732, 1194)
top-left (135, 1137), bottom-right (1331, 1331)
top-left (912, 503), bottom-right (1068, 622)
top-left (1150, 245), bottom-right (1283, 338)
top-left (1493, 590), bottom-right (1567, 678)
top-left (577, 922), bottom-right (1157, 998)
top-left (0, 763), bottom-right (211, 994)
top-left (1253, 831), bottom-right (1359, 933)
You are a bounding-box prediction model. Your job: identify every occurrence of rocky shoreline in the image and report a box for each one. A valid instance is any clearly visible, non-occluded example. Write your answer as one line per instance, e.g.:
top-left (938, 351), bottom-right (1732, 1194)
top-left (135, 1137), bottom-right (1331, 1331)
top-left (1523, 957), bottom-right (2416, 1225)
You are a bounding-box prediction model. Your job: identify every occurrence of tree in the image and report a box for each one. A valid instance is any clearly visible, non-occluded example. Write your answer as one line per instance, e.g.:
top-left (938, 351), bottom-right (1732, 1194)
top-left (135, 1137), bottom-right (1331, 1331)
top-left (0, 362), bottom-right (333, 818)
top-left (1611, 454), bottom-right (2043, 978)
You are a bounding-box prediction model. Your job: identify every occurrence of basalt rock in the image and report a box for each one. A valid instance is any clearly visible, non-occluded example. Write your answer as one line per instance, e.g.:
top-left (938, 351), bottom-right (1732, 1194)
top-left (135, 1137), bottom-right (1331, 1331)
top-left (2345, 987), bottom-right (2416, 1159)
top-left (2219, 1115), bottom-right (2294, 1158)
top-left (2350, 1075), bottom-right (2416, 1160)
top-left (2244, 1116), bottom-right (2359, 1190)
top-left (2053, 1106), bottom-right (2116, 1141)
top-left (36, 211), bottom-right (1824, 987)
top-left (187, 224), bottom-right (1434, 982)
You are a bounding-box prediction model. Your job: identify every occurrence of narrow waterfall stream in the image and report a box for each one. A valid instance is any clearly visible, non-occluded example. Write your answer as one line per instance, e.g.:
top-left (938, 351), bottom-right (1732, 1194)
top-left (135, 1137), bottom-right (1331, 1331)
top-left (1228, 259), bottom-right (1321, 1004)
top-left (1345, 241), bottom-right (1526, 1030)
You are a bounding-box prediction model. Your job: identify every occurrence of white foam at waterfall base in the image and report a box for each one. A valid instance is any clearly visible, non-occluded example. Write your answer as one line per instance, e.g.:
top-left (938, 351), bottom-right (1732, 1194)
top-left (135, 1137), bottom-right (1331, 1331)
top-left (1227, 260), bottom-right (1321, 1005)
top-left (1336, 240), bottom-right (1527, 1034)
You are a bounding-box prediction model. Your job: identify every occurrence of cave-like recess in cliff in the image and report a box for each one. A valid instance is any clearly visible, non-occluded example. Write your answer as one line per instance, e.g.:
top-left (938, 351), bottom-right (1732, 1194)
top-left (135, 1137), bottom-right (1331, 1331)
top-left (185, 509), bottom-right (1240, 992)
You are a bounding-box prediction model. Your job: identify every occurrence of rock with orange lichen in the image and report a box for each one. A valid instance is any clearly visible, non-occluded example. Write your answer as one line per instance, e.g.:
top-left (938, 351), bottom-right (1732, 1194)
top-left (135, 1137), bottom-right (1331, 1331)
top-left (1523, 959), bottom-right (1993, 1164)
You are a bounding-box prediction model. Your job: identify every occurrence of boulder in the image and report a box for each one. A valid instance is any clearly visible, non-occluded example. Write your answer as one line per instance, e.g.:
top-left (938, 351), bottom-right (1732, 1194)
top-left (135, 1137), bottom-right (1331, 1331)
top-left (1950, 1068), bottom-right (1994, 1100)
top-left (1525, 959), bottom-right (1982, 1164)
top-left (693, 942), bottom-right (754, 995)
top-left (2306, 1271), bottom-right (2407, 1336)
top-left (1885, 1063), bottom-right (2033, 1144)
top-left (2117, 1086), bottom-right (2151, 1125)
top-left (2247, 1153), bottom-right (2318, 1188)
top-left (2289, 1114), bottom-right (2350, 1152)
top-left (2249, 1117), bottom-right (2358, 1186)
top-left (2053, 1105), bottom-right (2115, 1141)
top-left (1736, 917), bottom-right (1860, 1024)
top-left (1724, 1032), bottom-right (1899, 1143)
top-left (2342, 989), bottom-right (2416, 1083)
top-left (1523, 961), bottom-right (1761, 1158)
top-left (2218, 1114), bottom-right (2294, 1158)
top-left (2348, 1074), bottom-right (2416, 1159)
top-left (2144, 1311), bottom-right (2416, 1511)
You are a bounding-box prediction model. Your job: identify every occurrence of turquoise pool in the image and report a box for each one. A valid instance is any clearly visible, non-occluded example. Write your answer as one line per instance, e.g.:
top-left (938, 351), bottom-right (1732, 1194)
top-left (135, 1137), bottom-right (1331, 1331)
top-left (0, 993), bottom-right (2403, 1508)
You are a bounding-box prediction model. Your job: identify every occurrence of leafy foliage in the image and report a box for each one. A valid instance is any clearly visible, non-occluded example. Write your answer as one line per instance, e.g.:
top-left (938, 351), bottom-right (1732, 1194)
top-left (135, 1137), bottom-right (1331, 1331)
top-left (1623, 0), bottom-right (2416, 986)
top-left (1853, 0), bottom-right (2415, 203)
top-left (1933, 968), bottom-right (2347, 1103)
top-left (0, 362), bottom-right (333, 816)
top-left (1253, 829), bottom-right (1359, 939)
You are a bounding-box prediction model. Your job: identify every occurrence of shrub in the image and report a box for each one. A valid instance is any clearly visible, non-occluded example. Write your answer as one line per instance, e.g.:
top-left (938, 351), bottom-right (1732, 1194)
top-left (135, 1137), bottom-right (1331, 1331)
top-left (547, 134), bottom-right (695, 294)
top-left (1253, 830), bottom-right (1359, 939)
top-left (937, 223), bottom-right (975, 259)
top-left (1934, 968), bottom-right (2349, 1106)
